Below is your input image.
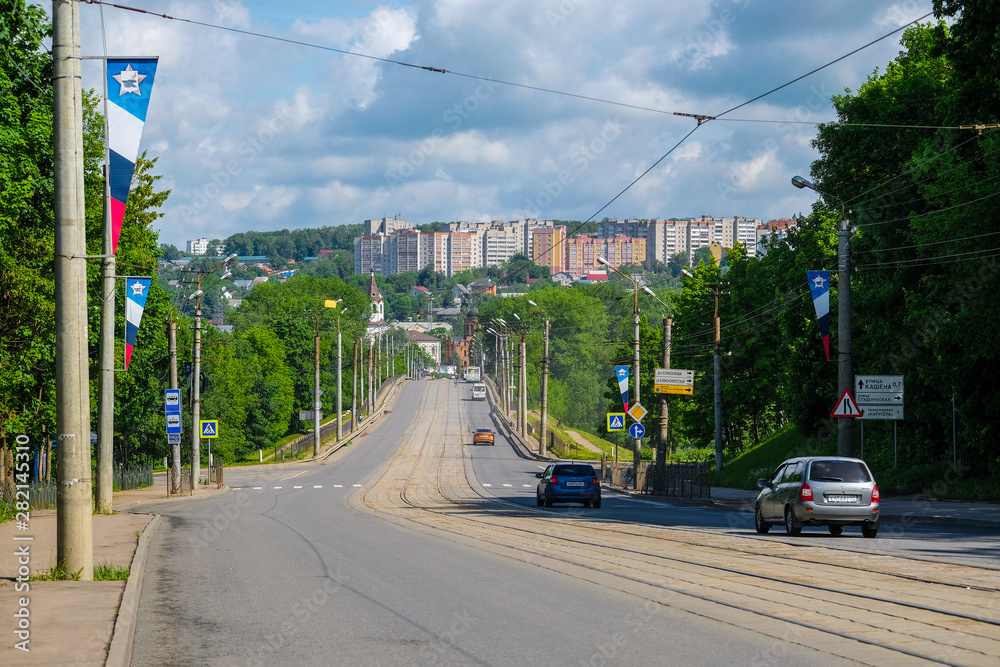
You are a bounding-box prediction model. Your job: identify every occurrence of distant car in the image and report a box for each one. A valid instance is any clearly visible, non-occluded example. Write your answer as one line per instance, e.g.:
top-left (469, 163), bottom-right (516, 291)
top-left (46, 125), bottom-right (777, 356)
top-left (755, 456), bottom-right (880, 538)
top-left (473, 428), bottom-right (494, 445)
top-left (536, 463), bottom-right (601, 508)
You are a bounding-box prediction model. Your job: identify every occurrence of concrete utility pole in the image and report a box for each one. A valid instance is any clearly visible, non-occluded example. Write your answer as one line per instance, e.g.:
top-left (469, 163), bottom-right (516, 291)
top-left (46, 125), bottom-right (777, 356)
top-left (169, 319), bottom-right (181, 494)
top-left (633, 291), bottom-right (642, 486)
top-left (53, 0), bottom-right (93, 580)
top-left (337, 316), bottom-right (343, 442)
top-left (838, 217), bottom-right (854, 458)
top-left (96, 169), bottom-right (114, 513)
top-left (540, 316), bottom-right (549, 456)
top-left (518, 332), bottom-right (527, 439)
top-left (713, 288), bottom-right (723, 472)
top-left (191, 299), bottom-right (202, 488)
top-left (352, 334), bottom-right (358, 433)
top-left (314, 316), bottom-right (321, 457)
top-left (658, 314), bottom-right (672, 465)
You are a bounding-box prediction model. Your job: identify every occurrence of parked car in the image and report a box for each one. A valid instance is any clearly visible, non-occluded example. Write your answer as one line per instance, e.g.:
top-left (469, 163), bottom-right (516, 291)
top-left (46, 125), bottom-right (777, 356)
top-left (755, 456), bottom-right (880, 538)
top-left (536, 463), bottom-right (601, 508)
top-left (473, 428), bottom-right (494, 445)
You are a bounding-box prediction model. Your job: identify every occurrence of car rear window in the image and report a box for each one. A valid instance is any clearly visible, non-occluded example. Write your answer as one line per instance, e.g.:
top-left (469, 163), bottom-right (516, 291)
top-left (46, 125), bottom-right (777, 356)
top-left (553, 465), bottom-right (596, 476)
top-left (809, 460), bottom-right (872, 483)
top-left (477, 428), bottom-right (492, 433)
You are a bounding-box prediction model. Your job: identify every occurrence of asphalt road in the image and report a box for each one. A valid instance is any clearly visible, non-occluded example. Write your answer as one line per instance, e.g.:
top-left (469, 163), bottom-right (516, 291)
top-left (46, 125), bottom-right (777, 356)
top-left (130, 379), bottom-right (1000, 665)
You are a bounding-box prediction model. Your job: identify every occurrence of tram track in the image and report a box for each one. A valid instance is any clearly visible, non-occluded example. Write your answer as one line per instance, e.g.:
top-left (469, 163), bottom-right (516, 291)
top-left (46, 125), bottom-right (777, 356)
top-left (354, 381), bottom-right (1000, 666)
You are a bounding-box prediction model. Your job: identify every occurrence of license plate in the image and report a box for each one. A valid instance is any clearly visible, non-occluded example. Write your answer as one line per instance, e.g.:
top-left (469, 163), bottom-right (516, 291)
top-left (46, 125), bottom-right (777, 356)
top-left (826, 495), bottom-right (859, 503)
top-left (565, 481), bottom-right (584, 487)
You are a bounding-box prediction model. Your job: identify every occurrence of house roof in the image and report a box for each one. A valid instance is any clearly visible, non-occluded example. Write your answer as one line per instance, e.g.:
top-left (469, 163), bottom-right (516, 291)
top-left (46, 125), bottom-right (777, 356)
top-left (411, 285), bottom-right (430, 293)
top-left (406, 330), bottom-right (442, 343)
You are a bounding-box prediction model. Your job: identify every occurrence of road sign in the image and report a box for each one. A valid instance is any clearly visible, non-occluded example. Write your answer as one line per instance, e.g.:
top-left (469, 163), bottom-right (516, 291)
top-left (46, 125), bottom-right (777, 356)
top-left (607, 413), bottom-right (625, 432)
top-left (830, 389), bottom-right (863, 418)
top-left (164, 389), bottom-right (180, 413)
top-left (165, 413), bottom-right (181, 434)
top-left (654, 368), bottom-right (694, 386)
top-left (627, 402), bottom-right (647, 422)
top-left (200, 420), bottom-right (219, 438)
top-left (859, 405), bottom-right (904, 420)
top-left (855, 375), bottom-right (904, 405)
top-left (653, 384), bottom-right (694, 395)
top-left (299, 411), bottom-right (323, 421)
top-left (628, 423), bottom-right (645, 439)
top-left (167, 433), bottom-right (180, 445)
top-left (313, 400), bottom-right (323, 410)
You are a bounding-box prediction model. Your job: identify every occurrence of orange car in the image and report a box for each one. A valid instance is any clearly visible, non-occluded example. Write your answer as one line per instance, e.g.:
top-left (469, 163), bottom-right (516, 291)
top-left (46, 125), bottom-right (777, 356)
top-left (473, 428), bottom-right (494, 445)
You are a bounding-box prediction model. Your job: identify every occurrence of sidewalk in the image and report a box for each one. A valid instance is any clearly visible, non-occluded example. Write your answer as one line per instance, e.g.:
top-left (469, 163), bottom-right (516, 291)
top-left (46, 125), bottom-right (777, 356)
top-left (0, 476), bottom-right (228, 667)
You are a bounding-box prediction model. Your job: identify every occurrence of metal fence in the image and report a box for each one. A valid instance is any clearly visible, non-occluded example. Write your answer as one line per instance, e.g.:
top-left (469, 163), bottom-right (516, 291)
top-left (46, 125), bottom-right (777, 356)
top-left (115, 464), bottom-right (154, 492)
top-left (605, 461), bottom-right (711, 499)
top-left (0, 480), bottom-right (57, 511)
top-left (168, 467), bottom-right (193, 496)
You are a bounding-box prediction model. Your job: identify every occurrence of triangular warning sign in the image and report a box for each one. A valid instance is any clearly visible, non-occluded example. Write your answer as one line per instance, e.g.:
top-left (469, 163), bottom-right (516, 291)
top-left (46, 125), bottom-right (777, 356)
top-left (202, 422), bottom-right (216, 435)
top-left (611, 416), bottom-right (623, 429)
top-left (830, 389), bottom-right (863, 418)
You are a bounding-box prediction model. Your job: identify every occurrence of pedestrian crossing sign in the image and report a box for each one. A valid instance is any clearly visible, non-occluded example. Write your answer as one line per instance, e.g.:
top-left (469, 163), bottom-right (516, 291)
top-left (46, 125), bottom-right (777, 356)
top-left (200, 420), bottom-right (219, 438)
top-left (607, 413), bottom-right (626, 432)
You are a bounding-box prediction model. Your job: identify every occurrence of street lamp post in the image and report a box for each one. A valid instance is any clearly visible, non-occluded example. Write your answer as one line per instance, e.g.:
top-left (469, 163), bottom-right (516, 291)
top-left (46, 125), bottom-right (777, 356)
top-left (642, 286), bottom-right (672, 468)
top-left (188, 253), bottom-right (236, 489)
top-left (792, 175), bottom-right (853, 457)
top-left (513, 313), bottom-right (527, 439)
top-left (598, 256), bottom-right (642, 488)
top-left (528, 300), bottom-right (549, 456)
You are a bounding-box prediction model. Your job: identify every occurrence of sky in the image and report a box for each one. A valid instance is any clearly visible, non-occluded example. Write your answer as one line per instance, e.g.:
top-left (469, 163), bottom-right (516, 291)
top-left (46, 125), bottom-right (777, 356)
top-left (74, 0), bottom-right (939, 249)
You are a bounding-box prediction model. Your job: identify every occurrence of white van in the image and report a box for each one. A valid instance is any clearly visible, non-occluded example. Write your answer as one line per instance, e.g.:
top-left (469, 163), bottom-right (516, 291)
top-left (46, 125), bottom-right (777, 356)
top-left (471, 384), bottom-right (487, 401)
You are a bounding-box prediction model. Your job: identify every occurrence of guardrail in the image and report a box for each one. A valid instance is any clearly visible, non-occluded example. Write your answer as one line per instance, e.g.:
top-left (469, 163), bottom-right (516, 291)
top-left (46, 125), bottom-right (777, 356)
top-left (605, 461), bottom-right (711, 498)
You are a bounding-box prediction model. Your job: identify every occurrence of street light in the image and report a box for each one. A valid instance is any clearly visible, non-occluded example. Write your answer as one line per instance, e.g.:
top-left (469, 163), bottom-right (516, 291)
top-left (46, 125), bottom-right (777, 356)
top-left (640, 286), bottom-right (672, 468)
top-left (527, 299), bottom-right (550, 456)
top-left (792, 174), bottom-right (853, 457)
top-left (679, 267), bottom-right (724, 472)
top-left (597, 255), bottom-right (643, 488)
top-left (187, 252), bottom-right (237, 489)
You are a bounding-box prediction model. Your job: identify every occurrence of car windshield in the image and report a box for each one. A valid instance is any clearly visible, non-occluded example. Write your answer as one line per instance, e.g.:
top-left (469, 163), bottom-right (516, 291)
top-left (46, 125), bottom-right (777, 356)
top-left (553, 465), bottom-right (596, 477)
top-left (809, 460), bottom-right (872, 483)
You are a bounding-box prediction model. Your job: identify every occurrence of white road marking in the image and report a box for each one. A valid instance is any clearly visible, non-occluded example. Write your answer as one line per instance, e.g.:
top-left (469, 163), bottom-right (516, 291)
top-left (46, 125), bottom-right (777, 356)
top-left (522, 484), bottom-right (533, 488)
top-left (252, 486), bottom-right (262, 490)
top-left (273, 486), bottom-right (282, 489)
top-left (281, 471), bottom-right (307, 481)
top-left (313, 485), bottom-right (322, 488)
top-left (334, 484), bottom-right (343, 488)
top-left (293, 485), bottom-right (302, 489)
top-left (502, 484), bottom-right (513, 487)
top-left (482, 484), bottom-right (493, 487)
top-left (353, 484), bottom-right (362, 487)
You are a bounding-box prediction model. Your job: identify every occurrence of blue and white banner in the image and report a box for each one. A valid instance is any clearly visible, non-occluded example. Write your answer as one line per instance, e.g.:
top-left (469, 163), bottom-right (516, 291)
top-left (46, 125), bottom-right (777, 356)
top-left (807, 271), bottom-right (831, 360)
top-left (615, 365), bottom-right (630, 411)
top-left (124, 277), bottom-right (152, 369)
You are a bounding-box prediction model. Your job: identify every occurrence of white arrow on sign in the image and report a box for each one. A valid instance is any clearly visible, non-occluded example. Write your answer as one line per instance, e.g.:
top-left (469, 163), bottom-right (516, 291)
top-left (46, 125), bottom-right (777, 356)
top-left (654, 368), bottom-right (694, 386)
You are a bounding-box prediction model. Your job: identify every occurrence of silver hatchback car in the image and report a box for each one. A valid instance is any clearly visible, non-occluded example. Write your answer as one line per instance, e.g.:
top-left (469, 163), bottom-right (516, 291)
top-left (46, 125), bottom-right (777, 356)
top-left (755, 456), bottom-right (880, 538)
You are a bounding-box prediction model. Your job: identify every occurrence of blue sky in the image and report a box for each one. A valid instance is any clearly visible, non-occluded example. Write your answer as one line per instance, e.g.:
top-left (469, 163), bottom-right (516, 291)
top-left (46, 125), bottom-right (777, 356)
top-left (77, 1), bottom-right (937, 249)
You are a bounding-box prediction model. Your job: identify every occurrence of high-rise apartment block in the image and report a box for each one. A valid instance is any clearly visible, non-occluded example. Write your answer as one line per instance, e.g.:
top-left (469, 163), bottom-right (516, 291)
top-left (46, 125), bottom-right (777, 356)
top-left (186, 238), bottom-right (209, 255)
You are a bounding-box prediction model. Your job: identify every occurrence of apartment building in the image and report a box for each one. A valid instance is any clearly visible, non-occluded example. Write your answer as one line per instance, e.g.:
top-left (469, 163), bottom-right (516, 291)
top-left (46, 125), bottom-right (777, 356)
top-left (186, 238), bottom-right (209, 255)
top-left (531, 226), bottom-right (566, 274)
top-left (565, 235), bottom-right (645, 273)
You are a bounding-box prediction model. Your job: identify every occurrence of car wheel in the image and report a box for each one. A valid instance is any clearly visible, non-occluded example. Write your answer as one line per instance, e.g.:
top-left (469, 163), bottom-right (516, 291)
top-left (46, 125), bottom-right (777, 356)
top-left (536, 492), bottom-right (542, 507)
top-left (828, 525), bottom-right (843, 536)
top-left (583, 501), bottom-right (591, 508)
top-left (862, 521), bottom-right (879, 538)
top-left (544, 492), bottom-right (553, 507)
top-left (784, 507), bottom-right (801, 536)
top-left (754, 504), bottom-right (771, 534)
top-left (593, 497), bottom-right (601, 509)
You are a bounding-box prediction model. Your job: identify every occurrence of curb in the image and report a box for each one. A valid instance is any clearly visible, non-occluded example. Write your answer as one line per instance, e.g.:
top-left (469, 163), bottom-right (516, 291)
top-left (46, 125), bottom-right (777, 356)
top-left (106, 513), bottom-right (161, 667)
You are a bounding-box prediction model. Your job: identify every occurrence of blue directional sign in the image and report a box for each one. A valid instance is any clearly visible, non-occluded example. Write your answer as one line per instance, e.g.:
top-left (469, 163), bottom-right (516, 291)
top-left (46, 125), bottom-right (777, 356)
top-left (200, 420), bottom-right (219, 438)
top-left (628, 423), bottom-right (645, 439)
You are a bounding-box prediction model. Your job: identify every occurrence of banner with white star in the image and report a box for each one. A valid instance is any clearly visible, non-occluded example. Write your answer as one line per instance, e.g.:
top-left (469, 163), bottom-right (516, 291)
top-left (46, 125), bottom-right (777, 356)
top-left (124, 277), bottom-right (152, 370)
top-left (615, 365), bottom-right (630, 412)
top-left (106, 58), bottom-right (158, 254)
top-left (807, 271), bottom-right (831, 360)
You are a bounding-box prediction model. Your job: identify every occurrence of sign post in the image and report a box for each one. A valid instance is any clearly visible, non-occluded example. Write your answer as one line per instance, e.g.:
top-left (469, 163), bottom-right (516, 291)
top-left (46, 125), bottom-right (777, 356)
top-left (855, 375), bottom-right (905, 465)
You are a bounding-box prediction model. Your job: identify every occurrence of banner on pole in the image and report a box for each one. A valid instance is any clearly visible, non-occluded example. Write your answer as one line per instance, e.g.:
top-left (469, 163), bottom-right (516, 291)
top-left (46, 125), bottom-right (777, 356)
top-left (807, 270), bottom-right (831, 360)
top-left (124, 277), bottom-right (152, 369)
top-left (614, 365), bottom-right (630, 412)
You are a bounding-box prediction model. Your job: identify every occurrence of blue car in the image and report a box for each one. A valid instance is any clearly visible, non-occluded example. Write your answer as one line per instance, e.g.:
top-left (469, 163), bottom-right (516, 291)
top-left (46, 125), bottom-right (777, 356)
top-left (536, 463), bottom-right (601, 508)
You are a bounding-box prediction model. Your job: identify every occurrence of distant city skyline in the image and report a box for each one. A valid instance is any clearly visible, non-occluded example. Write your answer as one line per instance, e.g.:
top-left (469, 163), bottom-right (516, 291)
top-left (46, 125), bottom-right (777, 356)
top-left (95, 1), bottom-right (935, 249)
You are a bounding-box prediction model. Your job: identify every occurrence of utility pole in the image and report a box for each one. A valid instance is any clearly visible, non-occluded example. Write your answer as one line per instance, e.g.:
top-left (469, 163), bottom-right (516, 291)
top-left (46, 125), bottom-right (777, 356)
top-left (518, 332), bottom-right (527, 439)
top-left (96, 167), bottom-right (114, 514)
top-left (191, 298), bottom-right (202, 489)
top-left (838, 217), bottom-right (853, 458)
top-left (540, 316), bottom-right (549, 456)
top-left (713, 288), bottom-right (723, 472)
top-left (337, 316), bottom-right (343, 442)
top-left (633, 286), bottom-right (641, 489)
top-left (352, 333), bottom-right (358, 432)
top-left (314, 315), bottom-right (321, 457)
top-left (53, 0), bottom-right (93, 580)
top-left (169, 319), bottom-right (181, 494)
top-left (658, 314), bottom-right (671, 465)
